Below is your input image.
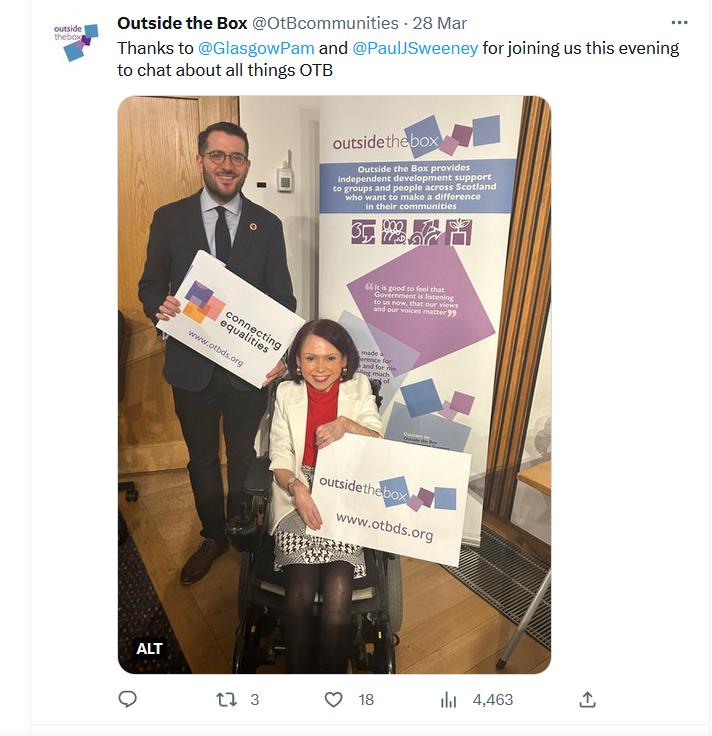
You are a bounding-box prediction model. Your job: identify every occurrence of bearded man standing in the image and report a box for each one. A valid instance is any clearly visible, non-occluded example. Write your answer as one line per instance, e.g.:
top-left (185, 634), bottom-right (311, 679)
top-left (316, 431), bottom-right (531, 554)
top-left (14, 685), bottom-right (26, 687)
top-left (139, 122), bottom-right (296, 584)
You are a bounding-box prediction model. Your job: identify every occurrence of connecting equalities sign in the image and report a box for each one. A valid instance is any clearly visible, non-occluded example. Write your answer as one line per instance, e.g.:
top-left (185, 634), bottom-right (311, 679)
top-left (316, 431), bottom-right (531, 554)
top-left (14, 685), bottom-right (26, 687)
top-left (131, 637), bottom-right (168, 660)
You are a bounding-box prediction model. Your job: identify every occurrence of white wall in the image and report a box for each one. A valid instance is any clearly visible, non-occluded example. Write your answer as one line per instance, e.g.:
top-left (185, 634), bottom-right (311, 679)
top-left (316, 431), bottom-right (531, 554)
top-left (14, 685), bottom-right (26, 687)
top-left (239, 97), bottom-right (320, 452)
top-left (239, 97), bottom-right (321, 321)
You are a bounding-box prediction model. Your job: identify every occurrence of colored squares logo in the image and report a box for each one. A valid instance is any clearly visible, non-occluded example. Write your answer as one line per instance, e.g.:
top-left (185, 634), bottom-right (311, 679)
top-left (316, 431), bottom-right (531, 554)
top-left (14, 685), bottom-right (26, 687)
top-left (439, 136), bottom-right (460, 156)
top-left (473, 115), bottom-right (501, 146)
top-left (186, 280), bottom-right (213, 307)
top-left (379, 481), bottom-right (457, 513)
top-left (379, 476), bottom-right (410, 508)
top-left (403, 113), bottom-right (503, 159)
top-left (438, 400), bottom-right (458, 421)
top-left (450, 391), bottom-right (475, 414)
top-left (183, 281), bottom-right (225, 324)
top-left (64, 23), bottom-right (98, 62)
top-left (64, 43), bottom-right (84, 62)
top-left (417, 488), bottom-right (435, 508)
top-left (405, 115), bottom-right (443, 159)
top-left (401, 379), bottom-right (442, 418)
top-left (407, 496), bottom-right (424, 512)
top-left (434, 487), bottom-right (457, 510)
top-left (451, 124), bottom-right (472, 147)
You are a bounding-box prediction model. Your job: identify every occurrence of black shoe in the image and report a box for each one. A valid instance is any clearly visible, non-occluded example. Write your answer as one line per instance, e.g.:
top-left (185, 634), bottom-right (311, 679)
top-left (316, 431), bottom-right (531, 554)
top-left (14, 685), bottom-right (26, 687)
top-left (180, 537), bottom-right (230, 585)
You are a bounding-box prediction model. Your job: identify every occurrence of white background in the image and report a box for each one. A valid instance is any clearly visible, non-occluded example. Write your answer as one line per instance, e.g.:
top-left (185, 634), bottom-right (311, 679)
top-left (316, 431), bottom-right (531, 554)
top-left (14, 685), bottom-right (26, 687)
top-left (22, 1), bottom-right (710, 734)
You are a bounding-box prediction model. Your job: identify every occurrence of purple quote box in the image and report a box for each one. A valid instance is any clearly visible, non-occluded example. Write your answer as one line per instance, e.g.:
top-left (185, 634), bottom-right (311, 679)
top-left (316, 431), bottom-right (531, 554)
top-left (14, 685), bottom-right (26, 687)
top-left (348, 245), bottom-right (496, 370)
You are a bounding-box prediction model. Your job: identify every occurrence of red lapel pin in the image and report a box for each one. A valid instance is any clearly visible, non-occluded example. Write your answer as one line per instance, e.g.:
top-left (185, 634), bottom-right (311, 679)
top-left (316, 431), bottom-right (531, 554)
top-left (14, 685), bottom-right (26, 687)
top-left (250, 223), bottom-right (257, 231)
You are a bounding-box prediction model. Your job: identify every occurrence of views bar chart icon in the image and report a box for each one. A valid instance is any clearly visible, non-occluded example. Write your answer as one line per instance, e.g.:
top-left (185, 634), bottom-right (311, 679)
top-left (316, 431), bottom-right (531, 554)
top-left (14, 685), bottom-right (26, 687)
top-left (441, 691), bottom-right (457, 708)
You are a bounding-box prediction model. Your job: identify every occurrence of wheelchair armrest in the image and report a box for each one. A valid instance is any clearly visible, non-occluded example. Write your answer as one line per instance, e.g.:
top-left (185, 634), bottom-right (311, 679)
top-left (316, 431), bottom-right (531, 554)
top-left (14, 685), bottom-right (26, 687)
top-left (244, 455), bottom-right (273, 496)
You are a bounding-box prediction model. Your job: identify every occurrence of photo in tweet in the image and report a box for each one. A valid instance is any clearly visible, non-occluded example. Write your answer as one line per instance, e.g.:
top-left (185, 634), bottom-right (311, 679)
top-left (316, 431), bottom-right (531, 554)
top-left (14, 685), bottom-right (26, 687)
top-left (117, 94), bottom-right (551, 676)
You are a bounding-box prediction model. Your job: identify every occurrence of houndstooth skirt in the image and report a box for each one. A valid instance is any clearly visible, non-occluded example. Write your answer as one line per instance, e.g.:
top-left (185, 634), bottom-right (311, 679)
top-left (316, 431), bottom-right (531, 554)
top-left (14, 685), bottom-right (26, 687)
top-left (274, 465), bottom-right (366, 579)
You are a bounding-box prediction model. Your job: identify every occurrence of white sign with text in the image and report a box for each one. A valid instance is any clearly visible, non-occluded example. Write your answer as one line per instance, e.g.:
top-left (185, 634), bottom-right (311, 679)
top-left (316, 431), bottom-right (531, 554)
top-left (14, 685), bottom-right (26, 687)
top-left (311, 433), bottom-right (470, 566)
top-left (159, 250), bottom-right (305, 387)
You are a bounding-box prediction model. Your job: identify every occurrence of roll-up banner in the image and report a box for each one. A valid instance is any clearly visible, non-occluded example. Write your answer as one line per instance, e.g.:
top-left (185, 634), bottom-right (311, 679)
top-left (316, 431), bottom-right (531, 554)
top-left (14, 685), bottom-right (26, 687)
top-left (319, 96), bottom-right (523, 544)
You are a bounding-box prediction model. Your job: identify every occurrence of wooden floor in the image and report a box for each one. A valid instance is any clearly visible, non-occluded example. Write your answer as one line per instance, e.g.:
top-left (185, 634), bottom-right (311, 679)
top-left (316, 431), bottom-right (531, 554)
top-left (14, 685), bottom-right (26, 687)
top-left (119, 468), bottom-right (550, 675)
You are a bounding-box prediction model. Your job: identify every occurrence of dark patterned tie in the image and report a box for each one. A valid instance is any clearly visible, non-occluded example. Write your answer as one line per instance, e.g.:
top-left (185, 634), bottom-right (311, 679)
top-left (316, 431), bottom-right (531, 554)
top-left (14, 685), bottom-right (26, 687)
top-left (215, 206), bottom-right (231, 263)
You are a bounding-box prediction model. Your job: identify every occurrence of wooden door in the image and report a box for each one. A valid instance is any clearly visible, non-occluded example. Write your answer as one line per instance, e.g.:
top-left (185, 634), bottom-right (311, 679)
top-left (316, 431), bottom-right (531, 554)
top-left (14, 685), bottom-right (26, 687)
top-left (118, 96), bottom-right (238, 473)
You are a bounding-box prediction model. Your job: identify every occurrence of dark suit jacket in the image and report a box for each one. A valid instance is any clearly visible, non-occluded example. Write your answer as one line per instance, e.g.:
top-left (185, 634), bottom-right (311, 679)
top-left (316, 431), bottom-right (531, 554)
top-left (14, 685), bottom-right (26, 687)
top-left (138, 190), bottom-right (297, 392)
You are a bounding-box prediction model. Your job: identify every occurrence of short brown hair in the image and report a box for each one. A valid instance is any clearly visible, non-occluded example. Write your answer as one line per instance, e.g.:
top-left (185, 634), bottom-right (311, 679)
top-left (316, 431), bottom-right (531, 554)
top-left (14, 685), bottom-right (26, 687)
top-left (198, 122), bottom-right (249, 158)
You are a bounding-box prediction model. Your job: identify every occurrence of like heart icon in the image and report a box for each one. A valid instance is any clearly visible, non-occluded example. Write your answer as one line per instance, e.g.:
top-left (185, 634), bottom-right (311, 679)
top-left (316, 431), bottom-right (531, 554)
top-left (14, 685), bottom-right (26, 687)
top-left (324, 691), bottom-right (343, 708)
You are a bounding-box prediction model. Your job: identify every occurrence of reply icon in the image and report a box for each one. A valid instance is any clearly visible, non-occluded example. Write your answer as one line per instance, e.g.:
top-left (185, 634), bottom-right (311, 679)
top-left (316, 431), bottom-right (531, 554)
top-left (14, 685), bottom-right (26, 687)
top-left (118, 691), bottom-right (137, 708)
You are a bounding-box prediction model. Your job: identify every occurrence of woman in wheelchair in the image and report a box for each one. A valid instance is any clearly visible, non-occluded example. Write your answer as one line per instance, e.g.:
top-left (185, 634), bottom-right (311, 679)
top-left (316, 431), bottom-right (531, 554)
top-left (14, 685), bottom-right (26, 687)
top-left (268, 319), bottom-right (384, 673)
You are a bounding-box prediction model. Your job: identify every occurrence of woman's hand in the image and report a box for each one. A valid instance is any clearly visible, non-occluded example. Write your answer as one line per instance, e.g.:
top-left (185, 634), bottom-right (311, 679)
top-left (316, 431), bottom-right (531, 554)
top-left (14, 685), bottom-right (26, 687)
top-left (316, 416), bottom-right (380, 448)
top-left (315, 418), bottom-right (348, 449)
top-left (293, 482), bottom-right (323, 531)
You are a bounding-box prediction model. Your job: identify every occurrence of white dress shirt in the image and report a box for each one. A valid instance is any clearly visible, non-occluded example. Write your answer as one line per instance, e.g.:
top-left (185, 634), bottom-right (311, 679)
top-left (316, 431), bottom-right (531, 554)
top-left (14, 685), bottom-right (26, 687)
top-left (200, 188), bottom-right (243, 259)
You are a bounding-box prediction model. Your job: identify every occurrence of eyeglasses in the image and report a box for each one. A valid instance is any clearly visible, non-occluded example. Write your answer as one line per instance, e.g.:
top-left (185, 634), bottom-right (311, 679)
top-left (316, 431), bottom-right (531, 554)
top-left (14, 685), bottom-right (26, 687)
top-left (203, 150), bottom-right (249, 166)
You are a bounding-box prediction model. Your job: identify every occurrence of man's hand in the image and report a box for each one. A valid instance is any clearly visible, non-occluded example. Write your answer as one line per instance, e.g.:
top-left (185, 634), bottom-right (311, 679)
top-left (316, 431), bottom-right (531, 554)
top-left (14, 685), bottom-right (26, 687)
top-left (262, 359), bottom-right (287, 387)
top-left (156, 295), bottom-right (181, 321)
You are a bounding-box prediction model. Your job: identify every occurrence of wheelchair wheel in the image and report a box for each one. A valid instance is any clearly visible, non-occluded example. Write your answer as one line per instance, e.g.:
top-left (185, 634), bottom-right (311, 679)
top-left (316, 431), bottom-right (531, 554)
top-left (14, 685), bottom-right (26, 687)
top-left (119, 481), bottom-right (139, 502)
top-left (237, 551), bottom-right (252, 621)
top-left (385, 555), bottom-right (403, 632)
top-left (373, 621), bottom-right (397, 674)
top-left (233, 612), bottom-right (261, 674)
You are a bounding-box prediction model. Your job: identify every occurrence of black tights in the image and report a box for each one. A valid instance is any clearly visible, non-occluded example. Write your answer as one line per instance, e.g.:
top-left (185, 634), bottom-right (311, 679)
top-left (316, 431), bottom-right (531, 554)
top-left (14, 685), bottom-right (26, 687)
top-left (283, 562), bottom-right (354, 674)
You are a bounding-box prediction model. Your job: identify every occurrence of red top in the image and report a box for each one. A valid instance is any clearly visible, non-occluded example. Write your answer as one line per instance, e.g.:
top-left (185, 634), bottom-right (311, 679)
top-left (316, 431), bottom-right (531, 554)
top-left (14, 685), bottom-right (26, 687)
top-left (302, 379), bottom-right (340, 466)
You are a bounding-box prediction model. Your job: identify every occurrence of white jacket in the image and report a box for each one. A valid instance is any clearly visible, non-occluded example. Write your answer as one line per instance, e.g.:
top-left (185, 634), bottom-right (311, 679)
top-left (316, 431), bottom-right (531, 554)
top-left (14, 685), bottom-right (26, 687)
top-left (267, 372), bottom-right (384, 533)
